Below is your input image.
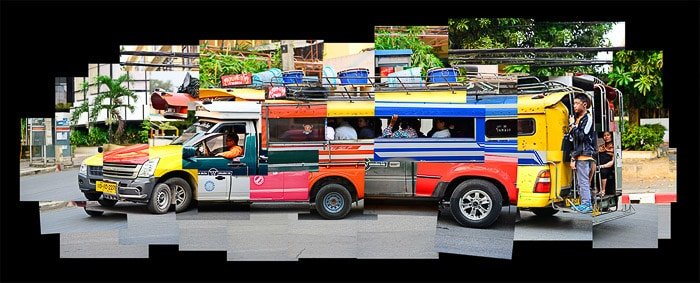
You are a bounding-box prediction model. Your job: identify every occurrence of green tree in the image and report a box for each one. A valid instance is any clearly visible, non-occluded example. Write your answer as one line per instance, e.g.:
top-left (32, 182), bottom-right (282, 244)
top-left (449, 19), bottom-right (613, 76)
top-left (71, 74), bottom-right (138, 144)
top-left (608, 50), bottom-right (663, 126)
top-left (200, 42), bottom-right (273, 88)
top-left (375, 26), bottom-right (444, 76)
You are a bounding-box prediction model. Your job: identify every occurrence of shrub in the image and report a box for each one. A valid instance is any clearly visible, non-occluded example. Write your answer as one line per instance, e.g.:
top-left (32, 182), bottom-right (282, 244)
top-left (88, 127), bottom-right (109, 146)
top-left (70, 128), bottom-right (90, 146)
top-left (621, 121), bottom-right (666, 151)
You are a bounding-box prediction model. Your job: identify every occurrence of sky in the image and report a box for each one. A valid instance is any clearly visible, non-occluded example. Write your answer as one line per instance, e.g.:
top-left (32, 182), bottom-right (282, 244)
top-left (149, 71), bottom-right (199, 92)
top-left (595, 22), bottom-right (625, 73)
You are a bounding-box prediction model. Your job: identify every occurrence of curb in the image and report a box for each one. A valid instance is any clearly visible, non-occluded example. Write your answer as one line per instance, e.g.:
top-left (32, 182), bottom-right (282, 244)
top-left (39, 201), bottom-right (69, 211)
top-left (19, 167), bottom-right (57, 177)
top-left (621, 193), bottom-right (676, 204)
top-left (19, 164), bottom-right (78, 177)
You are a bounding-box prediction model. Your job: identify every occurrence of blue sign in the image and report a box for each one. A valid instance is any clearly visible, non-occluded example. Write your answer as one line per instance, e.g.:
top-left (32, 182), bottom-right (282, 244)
top-left (204, 180), bottom-right (215, 192)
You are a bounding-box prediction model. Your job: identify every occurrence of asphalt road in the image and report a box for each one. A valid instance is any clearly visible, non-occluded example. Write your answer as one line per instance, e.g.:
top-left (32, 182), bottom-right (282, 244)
top-left (435, 206), bottom-right (516, 260)
top-left (658, 204), bottom-right (671, 240)
top-left (20, 168), bottom-right (85, 201)
top-left (40, 206), bottom-right (127, 235)
top-left (593, 204), bottom-right (659, 249)
top-left (60, 230), bottom-right (149, 258)
top-left (182, 200), bottom-right (439, 260)
top-left (514, 209), bottom-right (592, 241)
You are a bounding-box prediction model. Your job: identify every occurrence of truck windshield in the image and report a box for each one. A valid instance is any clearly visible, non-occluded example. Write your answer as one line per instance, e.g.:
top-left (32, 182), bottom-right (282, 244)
top-left (170, 122), bottom-right (211, 145)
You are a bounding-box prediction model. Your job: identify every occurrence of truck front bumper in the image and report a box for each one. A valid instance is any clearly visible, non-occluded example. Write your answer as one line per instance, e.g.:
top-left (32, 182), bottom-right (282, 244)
top-left (101, 177), bottom-right (157, 203)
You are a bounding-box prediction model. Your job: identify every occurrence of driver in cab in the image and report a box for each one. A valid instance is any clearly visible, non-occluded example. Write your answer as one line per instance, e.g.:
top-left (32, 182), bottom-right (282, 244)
top-left (215, 133), bottom-right (243, 159)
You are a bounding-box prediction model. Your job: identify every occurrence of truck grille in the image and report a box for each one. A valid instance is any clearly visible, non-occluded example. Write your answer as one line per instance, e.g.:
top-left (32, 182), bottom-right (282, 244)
top-left (103, 162), bottom-right (141, 179)
top-left (88, 166), bottom-right (103, 177)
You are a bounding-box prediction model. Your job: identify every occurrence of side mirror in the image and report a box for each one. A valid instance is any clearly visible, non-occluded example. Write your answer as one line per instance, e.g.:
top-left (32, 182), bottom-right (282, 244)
top-left (182, 146), bottom-right (196, 159)
top-left (97, 146), bottom-right (103, 153)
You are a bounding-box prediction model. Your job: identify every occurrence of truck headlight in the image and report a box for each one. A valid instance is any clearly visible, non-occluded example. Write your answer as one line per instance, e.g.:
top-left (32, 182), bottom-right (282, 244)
top-left (79, 163), bottom-right (87, 175)
top-left (138, 158), bottom-right (160, 178)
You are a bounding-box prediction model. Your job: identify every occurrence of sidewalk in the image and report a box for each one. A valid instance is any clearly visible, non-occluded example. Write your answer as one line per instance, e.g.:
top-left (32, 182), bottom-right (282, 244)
top-left (19, 146), bottom-right (99, 177)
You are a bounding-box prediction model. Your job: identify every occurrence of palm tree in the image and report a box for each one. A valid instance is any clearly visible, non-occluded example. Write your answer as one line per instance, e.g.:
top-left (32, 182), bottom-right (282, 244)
top-left (92, 74), bottom-right (138, 144)
top-left (72, 74), bottom-right (138, 144)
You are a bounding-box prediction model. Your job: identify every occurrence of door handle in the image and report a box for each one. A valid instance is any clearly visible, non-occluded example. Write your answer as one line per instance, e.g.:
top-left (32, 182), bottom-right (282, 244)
top-left (228, 163), bottom-right (246, 167)
top-left (215, 176), bottom-right (226, 180)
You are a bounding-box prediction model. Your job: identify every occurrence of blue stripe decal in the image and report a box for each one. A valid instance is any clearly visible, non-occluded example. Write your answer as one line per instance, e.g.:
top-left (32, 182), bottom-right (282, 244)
top-left (475, 117), bottom-right (485, 142)
top-left (375, 106), bottom-right (485, 117)
top-left (468, 95), bottom-right (518, 104)
top-left (377, 147), bottom-right (484, 152)
top-left (485, 108), bottom-right (518, 116)
top-left (374, 155), bottom-right (486, 162)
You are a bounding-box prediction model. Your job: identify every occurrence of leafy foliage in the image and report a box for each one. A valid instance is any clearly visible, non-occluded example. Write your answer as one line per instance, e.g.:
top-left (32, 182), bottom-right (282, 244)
top-left (70, 74), bottom-right (138, 144)
top-left (55, 102), bottom-right (73, 112)
top-left (375, 26), bottom-right (444, 76)
top-left (608, 50), bottom-right (664, 125)
top-left (199, 44), bottom-right (273, 88)
top-left (448, 18), bottom-right (613, 77)
top-left (621, 121), bottom-right (666, 151)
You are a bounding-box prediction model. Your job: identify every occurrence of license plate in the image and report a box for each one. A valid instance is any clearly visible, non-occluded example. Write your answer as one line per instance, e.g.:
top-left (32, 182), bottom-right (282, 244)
top-left (96, 181), bottom-right (117, 195)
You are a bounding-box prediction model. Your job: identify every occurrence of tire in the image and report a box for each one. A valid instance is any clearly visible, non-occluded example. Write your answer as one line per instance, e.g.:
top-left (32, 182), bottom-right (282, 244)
top-left (315, 184), bottom-right (352, 220)
top-left (98, 198), bottom-right (118, 207)
top-left (84, 192), bottom-right (101, 201)
top-left (84, 208), bottom-right (104, 217)
top-left (530, 207), bottom-right (559, 217)
top-left (147, 183), bottom-right (172, 214)
top-left (165, 177), bottom-right (192, 213)
top-left (450, 179), bottom-right (503, 228)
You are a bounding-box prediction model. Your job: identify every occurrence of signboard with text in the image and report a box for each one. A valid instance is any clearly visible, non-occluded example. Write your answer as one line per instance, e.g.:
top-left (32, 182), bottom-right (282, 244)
top-left (221, 74), bottom-right (252, 87)
top-left (267, 86), bottom-right (287, 99)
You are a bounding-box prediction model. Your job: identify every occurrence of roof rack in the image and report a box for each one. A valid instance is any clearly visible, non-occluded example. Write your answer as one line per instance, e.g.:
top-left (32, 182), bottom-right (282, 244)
top-left (210, 70), bottom-right (612, 102)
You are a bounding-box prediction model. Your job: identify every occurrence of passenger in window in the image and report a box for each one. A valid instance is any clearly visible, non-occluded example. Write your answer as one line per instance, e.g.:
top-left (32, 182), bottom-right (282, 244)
top-left (281, 124), bottom-right (320, 141)
top-left (428, 118), bottom-right (451, 138)
top-left (596, 131), bottom-right (615, 197)
top-left (326, 118), bottom-right (336, 141)
top-left (334, 118), bottom-right (358, 140)
top-left (407, 118), bottom-right (425, 137)
top-left (356, 117), bottom-right (375, 139)
top-left (216, 133), bottom-right (243, 159)
top-left (382, 115), bottom-right (417, 138)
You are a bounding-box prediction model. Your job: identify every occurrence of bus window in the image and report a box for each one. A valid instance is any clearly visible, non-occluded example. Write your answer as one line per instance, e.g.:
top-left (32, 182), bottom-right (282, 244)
top-left (518, 118), bottom-right (536, 136)
top-left (446, 118), bottom-right (475, 138)
top-left (485, 118), bottom-right (518, 139)
top-left (268, 118), bottom-right (325, 142)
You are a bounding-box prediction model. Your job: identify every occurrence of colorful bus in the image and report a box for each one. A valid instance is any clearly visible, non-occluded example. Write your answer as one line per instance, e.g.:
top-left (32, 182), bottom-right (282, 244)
top-left (81, 73), bottom-right (627, 227)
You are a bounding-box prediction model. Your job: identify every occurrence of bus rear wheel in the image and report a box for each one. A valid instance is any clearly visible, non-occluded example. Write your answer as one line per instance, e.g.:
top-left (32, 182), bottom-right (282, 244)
top-left (315, 184), bottom-right (352, 220)
top-left (450, 179), bottom-right (503, 228)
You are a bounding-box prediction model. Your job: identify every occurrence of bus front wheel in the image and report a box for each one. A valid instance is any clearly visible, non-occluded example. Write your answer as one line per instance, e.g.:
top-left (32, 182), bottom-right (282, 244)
top-left (450, 179), bottom-right (503, 228)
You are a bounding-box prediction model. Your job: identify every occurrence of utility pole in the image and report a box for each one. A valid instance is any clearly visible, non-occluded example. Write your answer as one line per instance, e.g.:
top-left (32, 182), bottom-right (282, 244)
top-left (280, 40), bottom-right (295, 71)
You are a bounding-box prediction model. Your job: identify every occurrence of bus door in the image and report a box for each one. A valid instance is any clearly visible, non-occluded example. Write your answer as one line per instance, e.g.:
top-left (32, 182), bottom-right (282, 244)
top-left (364, 159), bottom-right (413, 196)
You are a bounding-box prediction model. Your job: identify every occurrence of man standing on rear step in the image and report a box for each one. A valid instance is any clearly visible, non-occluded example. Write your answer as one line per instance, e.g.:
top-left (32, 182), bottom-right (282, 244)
top-left (569, 93), bottom-right (596, 214)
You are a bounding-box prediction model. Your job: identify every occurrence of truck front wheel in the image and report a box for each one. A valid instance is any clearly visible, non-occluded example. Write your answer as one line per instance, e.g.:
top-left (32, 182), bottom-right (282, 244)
top-left (315, 184), bottom-right (352, 220)
top-left (450, 179), bottom-right (503, 228)
top-left (147, 183), bottom-right (172, 214)
top-left (166, 177), bottom-right (192, 213)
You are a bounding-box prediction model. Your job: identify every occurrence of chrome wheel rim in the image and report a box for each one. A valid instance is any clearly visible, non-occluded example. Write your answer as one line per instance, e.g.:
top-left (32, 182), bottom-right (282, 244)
top-left (175, 185), bottom-right (186, 206)
top-left (459, 189), bottom-right (492, 221)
